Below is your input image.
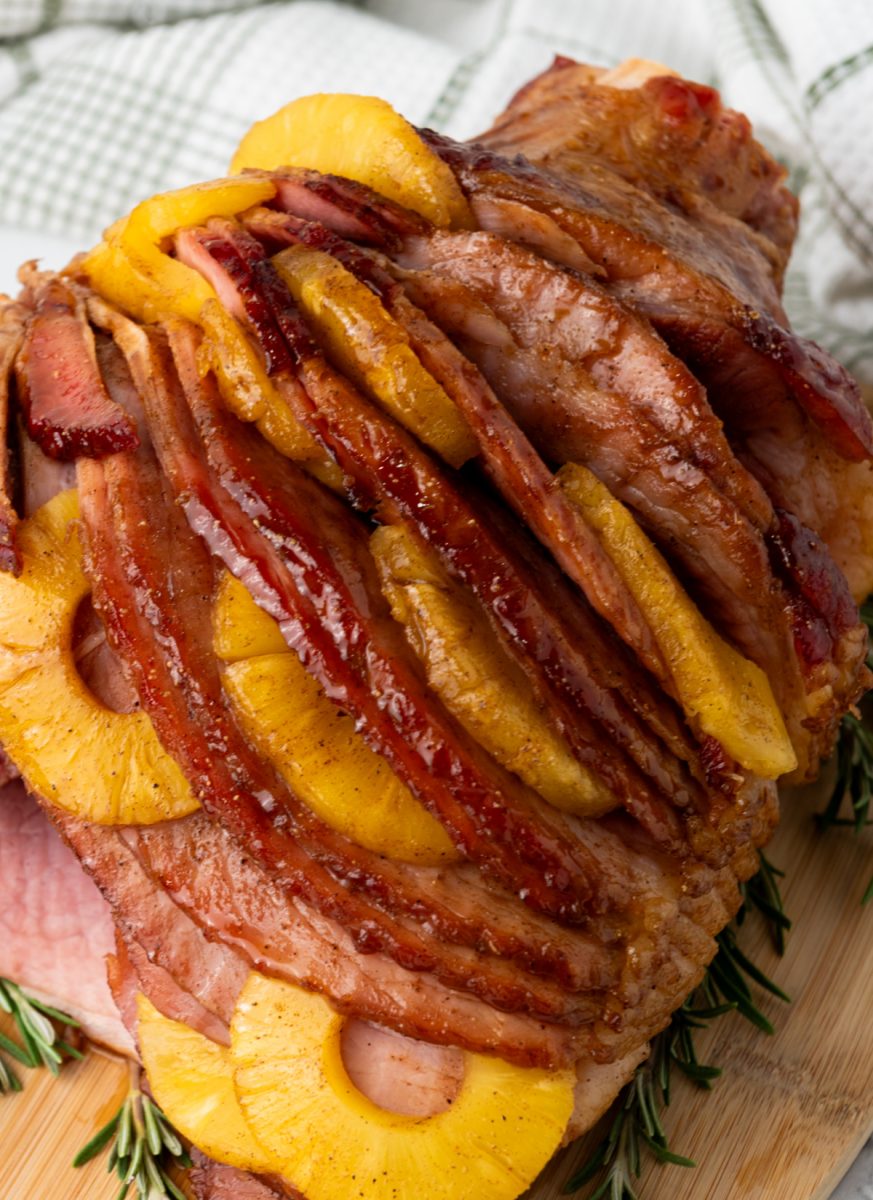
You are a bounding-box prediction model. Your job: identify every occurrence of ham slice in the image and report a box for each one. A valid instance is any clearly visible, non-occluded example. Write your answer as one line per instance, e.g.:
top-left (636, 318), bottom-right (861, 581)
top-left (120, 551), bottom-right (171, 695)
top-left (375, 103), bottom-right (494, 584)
top-left (424, 131), bottom-right (873, 467)
top-left (14, 274), bottom-right (137, 461)
top-left (0, 781), bottom-right (132, 1055)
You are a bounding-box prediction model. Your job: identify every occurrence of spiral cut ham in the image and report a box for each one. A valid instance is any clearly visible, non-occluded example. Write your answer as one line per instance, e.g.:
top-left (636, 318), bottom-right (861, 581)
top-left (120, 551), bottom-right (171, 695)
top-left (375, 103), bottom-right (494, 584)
top-left (0, 56), bottom-right (870, 1200)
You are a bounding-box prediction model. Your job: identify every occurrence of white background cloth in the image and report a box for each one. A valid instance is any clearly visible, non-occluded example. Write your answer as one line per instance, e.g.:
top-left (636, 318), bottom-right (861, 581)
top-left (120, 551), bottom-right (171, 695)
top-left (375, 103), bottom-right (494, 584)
top-left (0, 1), bottom-right (870, 1195)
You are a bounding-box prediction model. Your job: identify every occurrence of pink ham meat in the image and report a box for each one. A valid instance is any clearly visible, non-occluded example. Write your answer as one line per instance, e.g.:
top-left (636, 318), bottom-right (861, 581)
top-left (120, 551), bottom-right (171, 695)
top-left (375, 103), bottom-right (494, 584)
top-left (13, 274), bottom-right (137, 461)
top-left (0, 781), bottom-right (132, 1055)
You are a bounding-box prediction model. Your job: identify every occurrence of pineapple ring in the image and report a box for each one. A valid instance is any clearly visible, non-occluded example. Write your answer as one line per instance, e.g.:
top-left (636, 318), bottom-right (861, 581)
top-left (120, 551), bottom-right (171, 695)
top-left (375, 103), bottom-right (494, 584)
top-left (272, 246), bottom-right (478, 468)
top-left (137, 993), bottom-right (273, 1174)
top-left (213, 572), bottom-right (457, 865)
top-left (230, 93), bottom-right (474, 229)
top-left (371, 524), bottom-right (617, 818)
top-left (83, 176), bottom-right (277, 324)
top-left (231, 972), bottom-right (575, 1200)
top-left (0, 490), bottom-right (197, 824)
top-left (558, 463), bottom-right (797, 778)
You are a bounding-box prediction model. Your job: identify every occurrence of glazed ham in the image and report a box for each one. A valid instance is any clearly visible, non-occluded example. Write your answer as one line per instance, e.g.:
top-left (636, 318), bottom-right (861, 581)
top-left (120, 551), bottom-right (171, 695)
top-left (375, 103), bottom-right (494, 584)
top-left (0, 57), bottom-right (869, 1200)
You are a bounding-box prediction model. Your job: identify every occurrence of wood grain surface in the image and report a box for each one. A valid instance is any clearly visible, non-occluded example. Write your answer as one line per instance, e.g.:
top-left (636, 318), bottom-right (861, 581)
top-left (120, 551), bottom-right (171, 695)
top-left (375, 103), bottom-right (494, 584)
top-left (1, 778), bottom-right (871, 1200)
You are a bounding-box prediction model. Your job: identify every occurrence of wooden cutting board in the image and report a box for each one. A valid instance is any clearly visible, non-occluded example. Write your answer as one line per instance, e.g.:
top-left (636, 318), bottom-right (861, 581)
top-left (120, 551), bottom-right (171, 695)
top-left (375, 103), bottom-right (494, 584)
top-left (1, 778), bottom-right (871, 1200)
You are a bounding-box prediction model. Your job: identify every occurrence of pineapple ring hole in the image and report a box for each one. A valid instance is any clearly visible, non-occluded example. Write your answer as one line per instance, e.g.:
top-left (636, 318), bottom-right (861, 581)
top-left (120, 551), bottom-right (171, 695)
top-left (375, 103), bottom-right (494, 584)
top-left (339, 1019), bottom-right (465, 1118)
top-left (72, 596), bottom-right (140, 715)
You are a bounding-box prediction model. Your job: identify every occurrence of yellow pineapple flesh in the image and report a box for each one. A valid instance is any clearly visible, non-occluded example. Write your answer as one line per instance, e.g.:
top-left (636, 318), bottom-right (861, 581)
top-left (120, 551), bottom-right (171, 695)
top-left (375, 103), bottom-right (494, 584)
top-left (0, 490), bottom-right (197, 824)
top-left (230, 94), bottom-right (473, 229)
top-left (213, 572), bottom-right (456, 865)
top-left (558, 462), bottom-right (797, 777)
top-left (272, 246), bottom-right (478, 468)
top-left (230, 971), bottom-right (575, 1200)
top-left (83, 176), bottom-right (276, 324)
top-left (371, 524), bottom-right (616, 817)
top-left (137, 994), bottom-right (273, 1174)
top-left (197, 299), bottom-right (344, 490)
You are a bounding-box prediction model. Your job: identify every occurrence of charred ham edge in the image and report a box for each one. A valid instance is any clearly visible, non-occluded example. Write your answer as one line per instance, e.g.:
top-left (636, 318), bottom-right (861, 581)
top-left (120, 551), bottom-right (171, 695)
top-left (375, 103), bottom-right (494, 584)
top-left (83, 308), bottom-right (641, 988)
top-left (76, 344), bottom-right (622, 1017)
top-left (479, 57), bottom-right (798, 279)
top-left (421, 132), bottom-right (873, 465)
top-left (182, 223), bottom-right (725, 868)
top-left (0, 297), bottom-right (28, 572)
top-left (13, 275), bottom-right (138, 461)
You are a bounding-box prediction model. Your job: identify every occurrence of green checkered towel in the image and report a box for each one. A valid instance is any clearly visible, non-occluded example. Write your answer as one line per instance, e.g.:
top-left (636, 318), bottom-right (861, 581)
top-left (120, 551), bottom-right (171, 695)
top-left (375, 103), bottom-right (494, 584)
top-left (0, 0), bottom-right (870, 385)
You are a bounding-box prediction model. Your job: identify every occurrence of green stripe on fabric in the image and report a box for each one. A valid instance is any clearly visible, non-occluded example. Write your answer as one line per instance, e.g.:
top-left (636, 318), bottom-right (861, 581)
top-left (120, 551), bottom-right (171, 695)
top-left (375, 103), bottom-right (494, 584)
top-left (806, 43), bottom-right (873, 109)
top-left (426, 0), bottom-right (512, 127)
top-left (4, 38), bottom-right (38, 89)
top-left (728, 0), bottom-right (873, 263)
top-left (42, 0), bottom-right (62, 28)
top-left (513, 25), bottom-right (619, 67)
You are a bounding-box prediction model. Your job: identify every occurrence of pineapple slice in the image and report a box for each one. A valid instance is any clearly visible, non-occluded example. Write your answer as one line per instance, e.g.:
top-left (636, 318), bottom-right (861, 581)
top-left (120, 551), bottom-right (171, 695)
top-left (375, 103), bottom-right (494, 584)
top-left (231, 971), bottom-right (575, 1200)
top-left (197, 299), bottom-right (341, 485)
top-left (230, 94), bottom-right (473, 229)
top-left (372, 524), bottom-right (616, 817)
top-left (558, 463), bottom-right (797, 778)
top-left (0, 490), bottom-right (197, 824)
top-left (213, 573), bottom-right (456, 865)
top-left (272, 246), bottom-right (478, 468)
top-left (137, 993), bottom-right (273, 1174)
top-left (83, 176), bottom-right (277, 324)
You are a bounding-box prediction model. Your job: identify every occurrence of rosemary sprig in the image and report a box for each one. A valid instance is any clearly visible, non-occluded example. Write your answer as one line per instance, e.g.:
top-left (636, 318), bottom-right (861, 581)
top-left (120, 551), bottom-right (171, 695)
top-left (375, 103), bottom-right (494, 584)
top-left (73, 1064), bottom-right (191, 1200)
top-left (565, 855), bottom-right (790, 1197)
top-left (0, 977), bottom-right (83, 1091)
top-left (817, 595), bottom-right (873, 902)
top-left (819, 713), bottom-right (873, 903)
top-left (737, 850), bottom-right (792, 955)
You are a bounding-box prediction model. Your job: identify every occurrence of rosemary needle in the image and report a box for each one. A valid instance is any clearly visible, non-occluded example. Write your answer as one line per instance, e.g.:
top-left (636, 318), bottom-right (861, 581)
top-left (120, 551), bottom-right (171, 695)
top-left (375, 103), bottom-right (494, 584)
top-left (0, 977), bottom-right (83, 1090)
top-left (566, 851), bottom-right (790, 1197)
top-left (817, 596), bottom-right (873, 901)
top-left (73, 1063), bottom-right (191, 1200)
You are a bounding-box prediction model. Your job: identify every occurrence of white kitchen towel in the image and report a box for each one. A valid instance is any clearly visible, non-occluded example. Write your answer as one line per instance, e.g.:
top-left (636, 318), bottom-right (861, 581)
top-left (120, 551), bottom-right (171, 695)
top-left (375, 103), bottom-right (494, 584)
top-left (0, 0), bottom-right (869, 379)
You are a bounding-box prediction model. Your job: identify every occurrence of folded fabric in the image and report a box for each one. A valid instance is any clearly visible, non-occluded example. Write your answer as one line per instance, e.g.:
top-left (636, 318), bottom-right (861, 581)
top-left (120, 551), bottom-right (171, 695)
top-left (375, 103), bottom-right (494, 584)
top-left (0, 0), bottom-right (870, 382)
